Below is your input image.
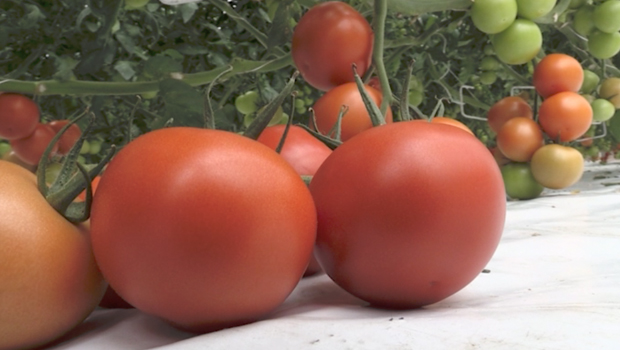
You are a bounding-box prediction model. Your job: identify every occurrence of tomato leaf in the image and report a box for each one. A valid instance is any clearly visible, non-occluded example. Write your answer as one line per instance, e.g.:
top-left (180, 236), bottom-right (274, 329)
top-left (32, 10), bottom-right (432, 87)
top-left (266, 0), bottom-right (297, 51)
top-left (155, 78), bottom-right (205, 129)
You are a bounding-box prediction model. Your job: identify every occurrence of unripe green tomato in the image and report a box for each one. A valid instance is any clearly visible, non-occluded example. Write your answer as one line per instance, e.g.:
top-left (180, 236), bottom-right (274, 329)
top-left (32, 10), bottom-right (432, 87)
top-left (0, 142), bottom-right (11, 158)
top-left (80, 140), bottom-right (91, 154)
top-left (408, 75), bottom-right (424, 92)
top-left (591, 98), bottom-right (616, 122)
top-left (587, 30), bottom-right (620, 59)
top-left (125, 0), bottom-right (149, 10)
top-left (408, 89), bottom-right (424, 107)
top-left (592, 0), bottom-right (620, 34)
top-left (516, 0), bottom-right (557, 20)
top-left (141, 90), bottom-right (158, 100)
top-left (501, 162), bottom-right (544, 200)
top-left (599, 77), bottom-right (620, 109)
top-left (580, 69), bottom-right (600, 94)
top-left (492, 19), bottom-right (542, 65)
top-left (470, 0), bottom-right (518, 34)
top-left (480, 56), bottom-right (501, 71)
top-left (89, 140), bottom-right (102, 155)
top-left (569, 0), bottom-right (587, 8)
top-left (480, 71), bottom-right (498, 85)
top-left (573, 5), bottom-right (596, 36)
top-left (235, 91), bottom-right (259, 115)
top-left (483, 45), bottom-right (495, 56)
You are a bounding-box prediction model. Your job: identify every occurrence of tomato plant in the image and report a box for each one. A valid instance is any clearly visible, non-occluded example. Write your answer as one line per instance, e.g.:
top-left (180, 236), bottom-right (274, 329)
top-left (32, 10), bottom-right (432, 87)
top-left (533, 53), bottom-right (584, 99)
top-left (487, 96), bottom-right (533, 133)
top-left (292, 2), bottom-right (374, 91)
top-left (516, 0), bottom-right (557, 20)
top-left (49, 120), bottom-right (83, 156)
top-left (538, 91), bottom-right (593, 142)
top-left (309, 121), bottom-right (506, 308)
top-left (470, 0), bottom-right (517, 34)
top-left (530, 144), bottom-right (584, 189)
top-left (501, 162), bottom-right (544, 200)
top-left (496, 117), bottom-right (544, 162)
top-left (592, 0), bottom-right (620, 34)
top-left (90, 127), bottom-right (317, 333)
top-left (491, 19), bottom-right (542, 65)
top-left (0, 160), bottom-right (106, 350)
top-left (312, 82), bottom-right (393, 142)
top-left (0, 93), bottom-right (40, 140)
top-left (9, 123), bottom-right (59, 166)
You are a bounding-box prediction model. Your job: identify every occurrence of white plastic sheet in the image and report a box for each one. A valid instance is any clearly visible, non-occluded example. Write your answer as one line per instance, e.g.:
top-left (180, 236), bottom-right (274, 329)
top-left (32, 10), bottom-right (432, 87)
top-left (48, 163), bottom-right (620, 350)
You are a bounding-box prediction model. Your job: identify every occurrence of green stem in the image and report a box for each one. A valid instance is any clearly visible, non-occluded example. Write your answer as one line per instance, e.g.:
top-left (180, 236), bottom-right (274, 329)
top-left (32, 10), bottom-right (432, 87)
top-left (373, 0), bottom-right (392, 117)
top-left (0, 55), bottom-right (293, 96)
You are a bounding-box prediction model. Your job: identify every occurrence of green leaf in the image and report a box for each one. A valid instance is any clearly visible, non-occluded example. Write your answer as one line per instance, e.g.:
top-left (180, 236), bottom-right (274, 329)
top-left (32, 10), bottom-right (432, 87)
top-left (179, 3), bottom-right (199, 23)
top-left (52, 55), bottom-right (79, 81)
top-left (114, 61), bottom-right (136, 80)
top-left (266, 0), bottom-right (296, 51)
top-left (141, 55), bottom-right (183, 79)
top-left (154, 78), bottom-right (205, 129)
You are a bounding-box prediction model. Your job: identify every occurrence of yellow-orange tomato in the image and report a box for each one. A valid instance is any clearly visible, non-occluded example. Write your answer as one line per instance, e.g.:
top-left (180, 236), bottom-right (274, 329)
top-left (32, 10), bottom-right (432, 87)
top-left (487, 96), bottom-right (533, 133)
top-left (496, 117), bottom-right (544, 162)
top-left (430, 117), bottom-right (474, 135)
top-left (530, 144), bottom-right (584, 189)
top-left (538, 91), bottom-right (593, 142)
top-left (0, 160), bottom-right (106, 350)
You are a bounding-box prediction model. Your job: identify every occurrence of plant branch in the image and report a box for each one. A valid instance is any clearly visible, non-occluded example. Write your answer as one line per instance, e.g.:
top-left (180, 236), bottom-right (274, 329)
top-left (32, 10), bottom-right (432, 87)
top-left (373, 0), bottom-right (392, 117)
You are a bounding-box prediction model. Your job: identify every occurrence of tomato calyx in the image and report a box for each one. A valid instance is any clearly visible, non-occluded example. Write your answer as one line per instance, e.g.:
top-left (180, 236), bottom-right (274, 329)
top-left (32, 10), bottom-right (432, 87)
top-left (352, 63), bottom-right (386, 127)
top-left (36, 113), bottom-right (115, 223)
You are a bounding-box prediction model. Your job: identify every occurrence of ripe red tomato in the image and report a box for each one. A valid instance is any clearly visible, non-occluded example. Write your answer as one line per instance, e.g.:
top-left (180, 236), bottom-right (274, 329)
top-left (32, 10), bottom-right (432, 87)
top-left (533, 53), bottom-right (584, 99)
top-left (90, 127), bottom-right (317, 333)
top-left (487, 96), bottom-right (533, 133)
top-left (538, 91), bottom-right (593, 142)
top-left (0, 93), bottom-right (40, 140)
top-left (9, 123), bottom-right (59, 165)
top-left (496, 117), bottom-right (544, 162)
top-left (430, 116), bottom-right (474, 135)
top-left (257, 124), bottom-right (333, 277)
top-left (312, 82), bottom-right (393, 142)
top-left (292, 2), bottom-right (374, 91)
top-left (0, 161), bottom-right (106, 350)
top-left (49, 120), bottom-right (83, 155)
top-left (309, 121), bottom-right (506, 308)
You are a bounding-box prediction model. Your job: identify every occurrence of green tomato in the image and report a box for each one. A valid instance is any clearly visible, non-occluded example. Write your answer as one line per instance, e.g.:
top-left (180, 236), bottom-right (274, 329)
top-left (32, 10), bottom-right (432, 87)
top-left (501, 162), bottom-right (544, 200)
top-left (573, 5), bottom-right (596, 37)
top-left (89, 140), bottom-right (102, 155)
top-left (516, 0), bottom-right (557, 20)
top-left (471, 0), bottom-right (518, 34)
top-left (408, 75), bottom-right (424, 92)
top-left (593, 0), bottom-right (620, 34)
top-left (587, 30), bottom-right (620, 59)
top-left (0, 142), bottom-right (11, 158)
top-left (408, 89), bottom-right (424, 107)
top-left (480, 56), bottom-right (501, 71)
top-left (125, 0), bottom-right (149, 10)
top-left (235, 91), bottom-right (259, 115)
top-left (80, 140), bottom-right (91, 155)
top-left (591, 98), bottom-right (616, 122)
top-left (580, 69), bottom-right (600, 94)
top-left (480, 71), bottom-right (498, 85)
top-left (492, 19), bottom-right (542, 65)
top-left (569, 0), bottom-right (588, 8)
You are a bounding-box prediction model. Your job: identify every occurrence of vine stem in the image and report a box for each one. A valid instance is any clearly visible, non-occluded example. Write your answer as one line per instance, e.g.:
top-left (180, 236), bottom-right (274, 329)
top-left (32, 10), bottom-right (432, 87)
top-left (373, 0), bottom-right (392, 117)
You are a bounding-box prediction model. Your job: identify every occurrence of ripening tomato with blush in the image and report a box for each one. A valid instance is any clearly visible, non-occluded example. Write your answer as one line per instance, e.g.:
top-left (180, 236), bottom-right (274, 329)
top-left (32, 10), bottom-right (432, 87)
top-left (533, 53), bottom-right (584, 99)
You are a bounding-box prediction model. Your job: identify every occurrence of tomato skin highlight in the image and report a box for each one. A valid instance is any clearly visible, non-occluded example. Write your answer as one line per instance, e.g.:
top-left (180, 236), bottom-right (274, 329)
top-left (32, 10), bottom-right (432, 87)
top-left (312, 82), bottom-right (393, 142)
top-left (309, 121), bottom-right (506, 308)
top-left (90, 127), bottom-right (317, 333)
top-left (292, 2), bottom-right (374, 91)
top-left (0, 93), bottom-right (40, 140)
top-left (0, 161), bottom-right (106, 350)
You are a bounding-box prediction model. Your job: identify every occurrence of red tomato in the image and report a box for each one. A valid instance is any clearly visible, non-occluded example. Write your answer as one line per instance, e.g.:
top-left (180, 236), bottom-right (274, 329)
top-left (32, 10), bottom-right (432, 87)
top-left (0, 93), bottom-right (40, 140)
top-left (430, 116), bottom-right (474, 135)
top-left (533, 53), bottom-right (584, 99)
top-left (49, 120), bottom-right (83, 155)
top-left (90, 127), bottom-right (317, 333)
top-left (309, 121), bottom-right (506, 308)
top-left (487, 96), bottom-right (533, 133)
top-left (496, 117), bottom-right (544, 162)
top-left (9, 123), bottom-right (59, 165)
top-left (538, 91), bottom-right (593, 142)
top-left (312, 82), bottom-right (393, 142)
top-left (292, 2), bottom-right (374, 91)
top-left (257, 124), bottom-right (333, 277)
top-left (0, 161), bottom-right (106, 350)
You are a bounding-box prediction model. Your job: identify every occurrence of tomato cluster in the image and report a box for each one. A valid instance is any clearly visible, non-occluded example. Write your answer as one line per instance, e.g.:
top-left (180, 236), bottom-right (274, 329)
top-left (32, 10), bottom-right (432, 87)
top-left (571, 0), bottom-right (620, 59)
top-left (491, 53), bottom-right (594, 199)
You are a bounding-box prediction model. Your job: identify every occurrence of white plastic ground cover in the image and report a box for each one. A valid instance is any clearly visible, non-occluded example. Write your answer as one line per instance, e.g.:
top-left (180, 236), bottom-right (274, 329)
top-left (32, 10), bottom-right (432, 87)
top-left (48, 162), bottom-right (620, 350)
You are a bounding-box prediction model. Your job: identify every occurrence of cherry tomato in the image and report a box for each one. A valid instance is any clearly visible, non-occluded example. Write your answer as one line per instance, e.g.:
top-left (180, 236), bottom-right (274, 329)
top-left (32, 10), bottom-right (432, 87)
top-left (591, 98), bottom-right (616, 122)
top-left (430, 116), bottom-right (474, 135)
top-left (491, 19), bottom-right (542, 65)
top-left (516, 0), bottom-right (557, 20)
top-left (309, 120), bottom-right (506, 308)
top-left (48, 120), bottom-right (83, 155)
top-left (587, 30), bottom-right (620, 59)
top-left (487, 96), bottom-right (533, 133)
top-left (292, 2), bottom-right (374, 91)
top-left (312, 82), bottom-right (393, 142)
top-left (0, 93), bottom-right (40, 140)
top-left (580, 69), bottom-right (600, 94)
top-left (90, 127), bottom-right (316, 333)
top-left (501, 162), bottom-right (544, 200)
top-left (592, 0), bottom-right (620, 33)
top-left (533, 53), bottom-right (584, 99)
top-left (235, 90), bottom-right (259, 115)
top-left (0, 161), bottom-right (106, 350)
top-left (496, 117), bottom-right (544, 162)
top-left (530, 144), bottom-right (584, 189)
top-left (538, 91), bottom-right (593, 142)
top-left (598, 77), bottom-right (620, 109)
top-left (257, 124), bottom-right (333, 277)
top-left (470, 0), bottom-right (518, 34)
top-left (9, 123), bottom-right (59, 166)
top-left (573, 5), bottom-right (596, 36)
